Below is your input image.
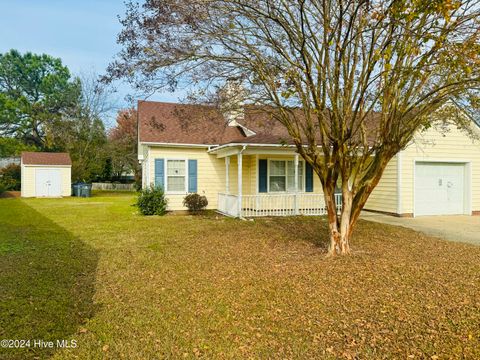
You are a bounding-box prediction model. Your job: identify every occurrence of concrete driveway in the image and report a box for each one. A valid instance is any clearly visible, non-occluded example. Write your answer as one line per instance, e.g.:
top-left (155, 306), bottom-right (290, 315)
top-left (361, 212), bottom-right (480, 246)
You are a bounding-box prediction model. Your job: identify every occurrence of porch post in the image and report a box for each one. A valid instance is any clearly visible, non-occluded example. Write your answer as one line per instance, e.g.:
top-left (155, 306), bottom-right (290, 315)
top-left (255, 154), bottom-right (259, 212)
top-left (225, 156), bottom-right (230, 194)
top-left (294, 153), bottom-right (299, 215)
top-left (237, 151), bottom-right (243, 217)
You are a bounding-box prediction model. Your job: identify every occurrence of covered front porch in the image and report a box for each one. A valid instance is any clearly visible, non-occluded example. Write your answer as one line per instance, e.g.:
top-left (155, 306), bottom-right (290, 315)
top-left (209, 145), bottom-right (342, 217)
top-left (218, 192), bottom-right (343, 217)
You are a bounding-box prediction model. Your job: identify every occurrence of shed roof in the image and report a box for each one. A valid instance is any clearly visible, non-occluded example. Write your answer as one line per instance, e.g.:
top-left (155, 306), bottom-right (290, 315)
top-left (21, 152), bottom-right (72, 166)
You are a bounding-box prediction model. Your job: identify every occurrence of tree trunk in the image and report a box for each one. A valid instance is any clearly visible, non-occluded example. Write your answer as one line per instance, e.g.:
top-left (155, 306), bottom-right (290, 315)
top-left (323, 161), bottom-right (393, 255)
top-left (325, 188), bottom-right (353, 256)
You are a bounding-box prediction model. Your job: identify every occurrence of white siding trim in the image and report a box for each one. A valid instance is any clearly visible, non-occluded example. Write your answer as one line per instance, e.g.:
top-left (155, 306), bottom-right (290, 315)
top-left (22, 164), bottom-right (71, 168)
top-left (237, 150), bottom-right (243, 216)
top-left (225, 156), bottom-right (230, 193)
top-left (255, 155), bottom-right (259, 194)
top-left (396, 151), bottom-right (402, 215)
top-left (21, 161), bottom-right (25, 197)
top-left (141, 142), bottom-right (213, 148)
top-left (147, 147), bottom-right (151, 187)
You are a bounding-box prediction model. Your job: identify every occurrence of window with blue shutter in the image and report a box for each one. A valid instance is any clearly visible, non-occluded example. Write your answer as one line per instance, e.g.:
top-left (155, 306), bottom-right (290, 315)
top-left (258, 159), bottom-right (268, 193)
top-left (154, 159), bottom-right (165, 189)
top-left (305, 162), bottom-right (314, 192)
top-left (188, 159), bottom-right (198, 193)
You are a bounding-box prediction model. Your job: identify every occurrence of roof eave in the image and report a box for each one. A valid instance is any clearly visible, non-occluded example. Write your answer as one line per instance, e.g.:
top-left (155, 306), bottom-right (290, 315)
top-left (207, 142), bottom-right (297, 153)
top-left (22, 163), bottom-right (72, 167)
top-left (140, 141), bottom-right (217, 148)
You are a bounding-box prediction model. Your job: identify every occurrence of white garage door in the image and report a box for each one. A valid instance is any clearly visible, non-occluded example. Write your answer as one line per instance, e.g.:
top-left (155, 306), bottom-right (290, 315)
top-left (415, 162), bottom-right (465, 216)
top-left (35, 169), bottom-right (62, 197)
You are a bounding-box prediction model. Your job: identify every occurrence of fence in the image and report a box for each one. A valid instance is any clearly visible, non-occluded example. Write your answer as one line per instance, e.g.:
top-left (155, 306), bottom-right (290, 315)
top-left (91, 183), bottom-right (135, 191)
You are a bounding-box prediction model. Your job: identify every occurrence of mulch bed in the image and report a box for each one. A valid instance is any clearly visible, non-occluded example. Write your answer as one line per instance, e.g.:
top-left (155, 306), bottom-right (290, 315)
top-left (0, 191), bottom-right (20, 198)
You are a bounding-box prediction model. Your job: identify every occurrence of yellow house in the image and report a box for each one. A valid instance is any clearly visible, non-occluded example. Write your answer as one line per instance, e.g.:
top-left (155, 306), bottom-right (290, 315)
top-left (138, 101), bottom-right (480, 218)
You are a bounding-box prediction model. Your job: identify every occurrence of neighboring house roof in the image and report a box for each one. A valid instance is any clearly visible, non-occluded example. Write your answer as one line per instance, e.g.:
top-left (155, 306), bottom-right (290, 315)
top-left (21, 152), bottom-right (72, 166)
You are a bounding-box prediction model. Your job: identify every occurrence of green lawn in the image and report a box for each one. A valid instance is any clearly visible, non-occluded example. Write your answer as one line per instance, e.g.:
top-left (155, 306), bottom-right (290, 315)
top-left (0, 192), bottom-right (479, 359)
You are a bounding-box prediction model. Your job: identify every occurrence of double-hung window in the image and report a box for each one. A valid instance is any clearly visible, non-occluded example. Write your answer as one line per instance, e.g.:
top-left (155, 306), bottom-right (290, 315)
top-left (166, 159), bottom-right (186, 192)
top-left (287, 160), bottom-right (304, 191)
top-left (269, 160), bottom-right (286, 192)
top-left (269, 160), bottom-right (304, 192)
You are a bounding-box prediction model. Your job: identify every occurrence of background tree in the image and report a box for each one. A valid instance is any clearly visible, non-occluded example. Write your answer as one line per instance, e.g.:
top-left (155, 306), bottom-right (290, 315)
top-left (0, 137), bottom-right (35, 157)
top-left (53, 71), bottom-right (114, 181)
top-left (102, 157), bottom-right (113, 180)
top-left (54, 115), bottom-right (108, 181)
top-left (108, 108), bottom-right (140, 182)
top-left (0, 164), bottom-right (21, 191)
top-left (0, 51), bottom-right (116, 182)
top-left (108, 0), bottom-right (480, 255)
top-left (0, 50), bottom-right (80, 149)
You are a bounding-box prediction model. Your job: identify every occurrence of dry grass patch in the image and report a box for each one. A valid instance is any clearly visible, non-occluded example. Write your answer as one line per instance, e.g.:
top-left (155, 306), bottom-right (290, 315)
top-left (0, 193), bottom-right (479, 359)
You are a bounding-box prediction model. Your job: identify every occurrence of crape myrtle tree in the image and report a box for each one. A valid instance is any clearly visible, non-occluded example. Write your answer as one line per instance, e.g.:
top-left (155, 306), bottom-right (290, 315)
top-left (107, 0), bottom-right (480, 255)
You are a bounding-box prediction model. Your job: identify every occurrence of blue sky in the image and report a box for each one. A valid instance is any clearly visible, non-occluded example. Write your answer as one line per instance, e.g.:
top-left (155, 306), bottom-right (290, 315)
top-left (0, 0), bottom-right (184, 123)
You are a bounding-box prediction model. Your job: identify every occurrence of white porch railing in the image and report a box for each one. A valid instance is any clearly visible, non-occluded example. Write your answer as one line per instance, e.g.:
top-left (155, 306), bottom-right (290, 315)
top-left (218, 193), bottom-right (240, 217)
top-left (218, 193), bottom-right (342, 217)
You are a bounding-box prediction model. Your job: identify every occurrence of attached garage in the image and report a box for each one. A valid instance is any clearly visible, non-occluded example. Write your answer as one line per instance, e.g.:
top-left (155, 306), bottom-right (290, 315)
top-left (21, 152), bottom-right (72, 198)
top-left (414, 162), bottom-right (470, 216)
top-left (365, 116), bottom-right (480, 217)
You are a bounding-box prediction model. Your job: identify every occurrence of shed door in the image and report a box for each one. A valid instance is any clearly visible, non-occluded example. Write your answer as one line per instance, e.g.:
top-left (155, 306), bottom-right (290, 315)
top-left (35, 169), bottom-right (62, 197)
top-left (415, 162), bottom-right (465, 216)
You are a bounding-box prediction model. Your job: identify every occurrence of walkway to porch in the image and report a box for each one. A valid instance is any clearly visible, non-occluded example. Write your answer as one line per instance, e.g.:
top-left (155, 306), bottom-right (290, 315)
top-left (218, 192), bottom-right (343, 217)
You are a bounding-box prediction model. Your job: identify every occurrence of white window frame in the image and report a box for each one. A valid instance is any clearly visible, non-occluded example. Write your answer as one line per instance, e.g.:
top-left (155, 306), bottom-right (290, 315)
top-left (165, 158), bottom-right (188, 194)
top-left (267, 158), bottom-right (305, 193)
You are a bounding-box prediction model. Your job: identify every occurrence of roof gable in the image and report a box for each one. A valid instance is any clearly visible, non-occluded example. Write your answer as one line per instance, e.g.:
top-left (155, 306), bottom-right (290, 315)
top-left (138, 101), bottom-right (299, 145)
top-left (138, 101), bottom-right (245, 145)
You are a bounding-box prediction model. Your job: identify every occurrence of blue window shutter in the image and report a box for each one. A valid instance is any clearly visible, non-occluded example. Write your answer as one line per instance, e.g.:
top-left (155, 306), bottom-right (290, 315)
top-left (258, 159), bottom-right (268, 193)
top-left (305, 162), bottom-right (314, 192)
top-left (154, 159), bottom-right (164, 189)
top-left (188, 159), bottom-right (198, 193)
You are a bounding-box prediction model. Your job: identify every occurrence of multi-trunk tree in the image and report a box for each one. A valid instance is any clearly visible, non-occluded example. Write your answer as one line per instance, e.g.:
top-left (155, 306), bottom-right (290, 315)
top-left (107, 0), bottom-right (480, 255)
